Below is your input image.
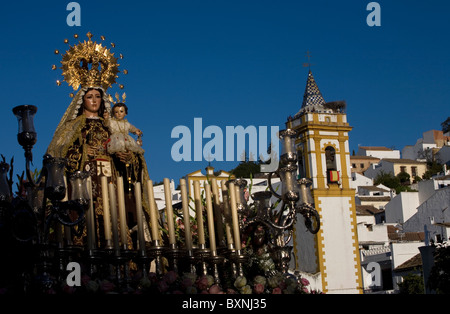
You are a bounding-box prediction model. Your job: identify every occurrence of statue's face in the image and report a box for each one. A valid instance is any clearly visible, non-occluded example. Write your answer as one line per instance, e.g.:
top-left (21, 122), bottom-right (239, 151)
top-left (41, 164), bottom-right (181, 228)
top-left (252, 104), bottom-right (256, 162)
top-left (83, 89), bottom-right (102, 117)
top-left (113, 106), bottom-right (126, 120)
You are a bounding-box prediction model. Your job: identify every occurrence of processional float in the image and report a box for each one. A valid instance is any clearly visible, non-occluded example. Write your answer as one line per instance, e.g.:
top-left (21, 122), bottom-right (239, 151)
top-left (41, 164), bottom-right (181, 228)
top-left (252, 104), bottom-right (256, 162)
top-left (0, 33), bottom-right (320, 294)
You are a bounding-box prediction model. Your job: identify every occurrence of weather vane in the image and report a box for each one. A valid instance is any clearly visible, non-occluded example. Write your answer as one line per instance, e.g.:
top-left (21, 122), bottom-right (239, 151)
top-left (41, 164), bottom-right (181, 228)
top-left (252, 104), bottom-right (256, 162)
top-left (302, 50), bottom-right (314, 69)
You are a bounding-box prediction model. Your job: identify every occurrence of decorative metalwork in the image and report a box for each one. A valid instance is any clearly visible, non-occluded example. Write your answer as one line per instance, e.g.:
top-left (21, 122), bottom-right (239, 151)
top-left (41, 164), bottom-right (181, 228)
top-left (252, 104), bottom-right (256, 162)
top-left (239, 128), bottom-right (321, 274)
top-left (2, 103), bottom-right (321, 294)
top-left (58, 32), bottom-right (121, 91)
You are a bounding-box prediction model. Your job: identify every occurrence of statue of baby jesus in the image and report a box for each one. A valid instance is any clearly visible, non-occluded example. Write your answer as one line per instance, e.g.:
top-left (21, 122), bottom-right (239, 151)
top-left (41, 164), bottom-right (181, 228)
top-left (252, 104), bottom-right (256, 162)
top-left (105, 101), bottom-right (144, 155)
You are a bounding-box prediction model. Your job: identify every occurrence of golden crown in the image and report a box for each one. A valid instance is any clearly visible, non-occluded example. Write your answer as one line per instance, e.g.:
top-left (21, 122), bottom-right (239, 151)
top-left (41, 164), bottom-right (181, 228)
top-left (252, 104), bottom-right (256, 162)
top-left (53, 32), bottom-right (127, 94)
top-left (108, 92), bottom-right (127, 104)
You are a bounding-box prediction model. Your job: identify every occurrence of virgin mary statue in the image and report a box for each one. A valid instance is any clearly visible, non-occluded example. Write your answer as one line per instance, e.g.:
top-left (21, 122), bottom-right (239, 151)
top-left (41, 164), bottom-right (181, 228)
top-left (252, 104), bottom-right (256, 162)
top-left (46, 33), bottom-right (153, 249)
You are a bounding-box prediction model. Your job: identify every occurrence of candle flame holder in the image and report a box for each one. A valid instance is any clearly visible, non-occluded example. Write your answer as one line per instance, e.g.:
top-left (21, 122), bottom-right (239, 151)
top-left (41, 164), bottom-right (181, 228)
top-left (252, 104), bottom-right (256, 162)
top-left (228, 248), bottom-right (247, 279)
top-left (147, 239), bottom-right (166, 277)
top-left (194, 244), bottom-right (211, 277)
top-left (165, 243), bottom-right (184, 274)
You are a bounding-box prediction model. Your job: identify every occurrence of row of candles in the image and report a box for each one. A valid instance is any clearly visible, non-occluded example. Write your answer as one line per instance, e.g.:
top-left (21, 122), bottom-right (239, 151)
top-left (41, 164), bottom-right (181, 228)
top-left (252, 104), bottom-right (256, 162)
top-left (83, 175), bottom-right (245, 258)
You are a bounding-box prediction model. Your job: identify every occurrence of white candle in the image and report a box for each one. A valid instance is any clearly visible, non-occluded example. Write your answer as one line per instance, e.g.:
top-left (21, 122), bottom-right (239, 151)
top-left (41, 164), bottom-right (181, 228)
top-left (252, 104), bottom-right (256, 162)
top-left (193, 180), bottom-right (205, 246)
top-left (228, 182), bottom-right (241, 250)
top-left (108, 182), bottom-right (120, 252)
top-left (134, 182), bottom-right (146, 255)
top-left (146, 180), bottom-right (159, 242)
top-left (221, 180), bottom-right (234, 248)
top-left (62, 175), bottom-right (69, 201)
top-left (64, 226), bottom-right (73, 246)
top-left (62, 175), bottom-right (73, 246)
top-left (56, 222), bottom-right (63, 248)
top-left (86, 177), bottom-right (96, 250)
top-left (116, 176), bottom-right (128, 250)
top-left (101, 176), bottom-right (112, 246)
top-left (211, 178), bottom-right (224, 246)
top-left (205, 182), bottom-right (217, 255)
top-left (180, 179), bottom-right (193, 250)
top-left (163, 178), bottom-right (176, 245)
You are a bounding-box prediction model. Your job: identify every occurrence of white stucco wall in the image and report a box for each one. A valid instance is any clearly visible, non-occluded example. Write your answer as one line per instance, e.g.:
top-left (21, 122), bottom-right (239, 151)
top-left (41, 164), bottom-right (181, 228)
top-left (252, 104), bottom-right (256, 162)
top-left (437, 146), bottom-right (450, 165)
top-left (319, 196), bottom-right (360, 294)
top-left (403, 187), bottom-right (450, 242)
top-left (385, 192), bottom-right (419, 224)
top-left (351, 172), bottom-right (373, 191)
top-left (358, 148), bottom-right (400, 159)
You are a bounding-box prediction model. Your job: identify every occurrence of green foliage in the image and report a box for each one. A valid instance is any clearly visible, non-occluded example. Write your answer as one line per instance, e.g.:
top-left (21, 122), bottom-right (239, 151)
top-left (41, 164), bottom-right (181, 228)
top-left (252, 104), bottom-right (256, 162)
top-left (230, 160), bottom-right (261, 179)
top-left (441, 117), bottom-right (450, 134)
top-left (374, 171), bottom-right (400, 189)
top-left (374, 171), bottom-right (416, 194)
top-left (422, 161), bottom-right (444, 180)
top-left (397, 171), bottom-right (410, 184)
top-left (428, 246), bottom-right (450, 294)
top-left (398, 273), bottom-right (424, 294)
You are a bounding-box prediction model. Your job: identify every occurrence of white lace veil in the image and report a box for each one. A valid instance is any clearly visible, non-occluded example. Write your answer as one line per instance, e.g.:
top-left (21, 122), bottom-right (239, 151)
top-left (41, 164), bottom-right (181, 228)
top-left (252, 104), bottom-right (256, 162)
top-left (46, 86), bottom-right (111, 158)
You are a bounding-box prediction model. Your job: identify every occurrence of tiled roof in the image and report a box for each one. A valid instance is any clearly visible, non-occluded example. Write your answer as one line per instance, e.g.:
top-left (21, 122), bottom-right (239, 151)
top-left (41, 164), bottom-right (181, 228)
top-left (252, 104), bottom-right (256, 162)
top-left (382, 158), bottom-right (426, 165)
top-left (356, 205), bottom-right (385, 216)
top-left (350, 156), bottom-right (380, 160)
top-left (359, 146), bottom-right (393, 151)
top-left (357, 196), bottom-right (391, 202)
top-left (301, 70), bottom-right (326, 109)
top-left (387, 225), bottom-right (425, 242)
top-left (394, 253), bottom-right (422, 271)
top-left (359, 186), bottom-right (390, 192)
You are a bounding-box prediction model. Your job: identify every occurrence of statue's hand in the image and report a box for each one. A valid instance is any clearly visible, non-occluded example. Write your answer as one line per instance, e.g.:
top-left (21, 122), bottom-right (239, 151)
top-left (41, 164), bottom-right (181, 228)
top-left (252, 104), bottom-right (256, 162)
top-left (86, 145), bottom-right (98, 157)
top-left (116, 151), bottom-right (132, 163)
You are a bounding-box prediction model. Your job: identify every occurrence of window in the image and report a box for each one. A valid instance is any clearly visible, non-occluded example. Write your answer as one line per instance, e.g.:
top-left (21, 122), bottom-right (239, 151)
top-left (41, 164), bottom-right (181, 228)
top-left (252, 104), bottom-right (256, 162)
top-left (400, 166), bottom-right (406, 173)
top-left (411, 166), bottom-right (417, 177)
top-left (325, 146), bottom-right (339, 183)
top-left (325, 146), bottom-right (336, 171)
top-left (297, 148), bottom-right (306, 179)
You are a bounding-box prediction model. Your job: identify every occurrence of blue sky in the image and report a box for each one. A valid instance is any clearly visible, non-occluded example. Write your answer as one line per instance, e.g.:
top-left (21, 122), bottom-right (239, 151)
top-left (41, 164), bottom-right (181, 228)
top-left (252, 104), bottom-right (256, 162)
top-left (0, 0), bottom-right (449, 185)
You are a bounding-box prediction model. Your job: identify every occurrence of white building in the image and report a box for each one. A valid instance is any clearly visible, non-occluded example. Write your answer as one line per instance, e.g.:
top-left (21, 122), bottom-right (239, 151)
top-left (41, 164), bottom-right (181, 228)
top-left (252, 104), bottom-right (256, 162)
top-left (385, 192), bottom-right (420, 224)
top-left (358, 184), bottom-right (392, 197)
top-left (356, 176), bottom-right (450, 292)
top-left (402, 129), bottom-right (450, 165)
top-left (385, 176), bottom-right (450, 242)
top-left (390, 241), bottom-right (425, 290)
top-left (350, 172), bottom-right (373, 190)
top-left (402, 186), bottom-right (450, 243)
top-left (357, 146), bottom-right (401, 159)
top-left (153, 179), bottom-right (181, 210)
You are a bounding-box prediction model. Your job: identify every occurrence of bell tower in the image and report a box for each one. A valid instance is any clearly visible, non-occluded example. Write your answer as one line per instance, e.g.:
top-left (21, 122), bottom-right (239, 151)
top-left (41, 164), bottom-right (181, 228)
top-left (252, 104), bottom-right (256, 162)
top-left (288, 70), bottom-right (362, 294)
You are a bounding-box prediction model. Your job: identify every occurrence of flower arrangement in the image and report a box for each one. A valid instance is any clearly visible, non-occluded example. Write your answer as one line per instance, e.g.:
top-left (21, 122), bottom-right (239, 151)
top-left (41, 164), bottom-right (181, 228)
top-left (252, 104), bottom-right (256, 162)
top-left (46, 269), bottom-right (314, 295)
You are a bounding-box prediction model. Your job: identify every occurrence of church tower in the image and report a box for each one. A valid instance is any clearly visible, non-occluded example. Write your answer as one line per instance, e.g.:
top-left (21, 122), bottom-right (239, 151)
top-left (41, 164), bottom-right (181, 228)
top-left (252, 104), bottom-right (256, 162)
top-left (288, 70), bottom-right (363, 294)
